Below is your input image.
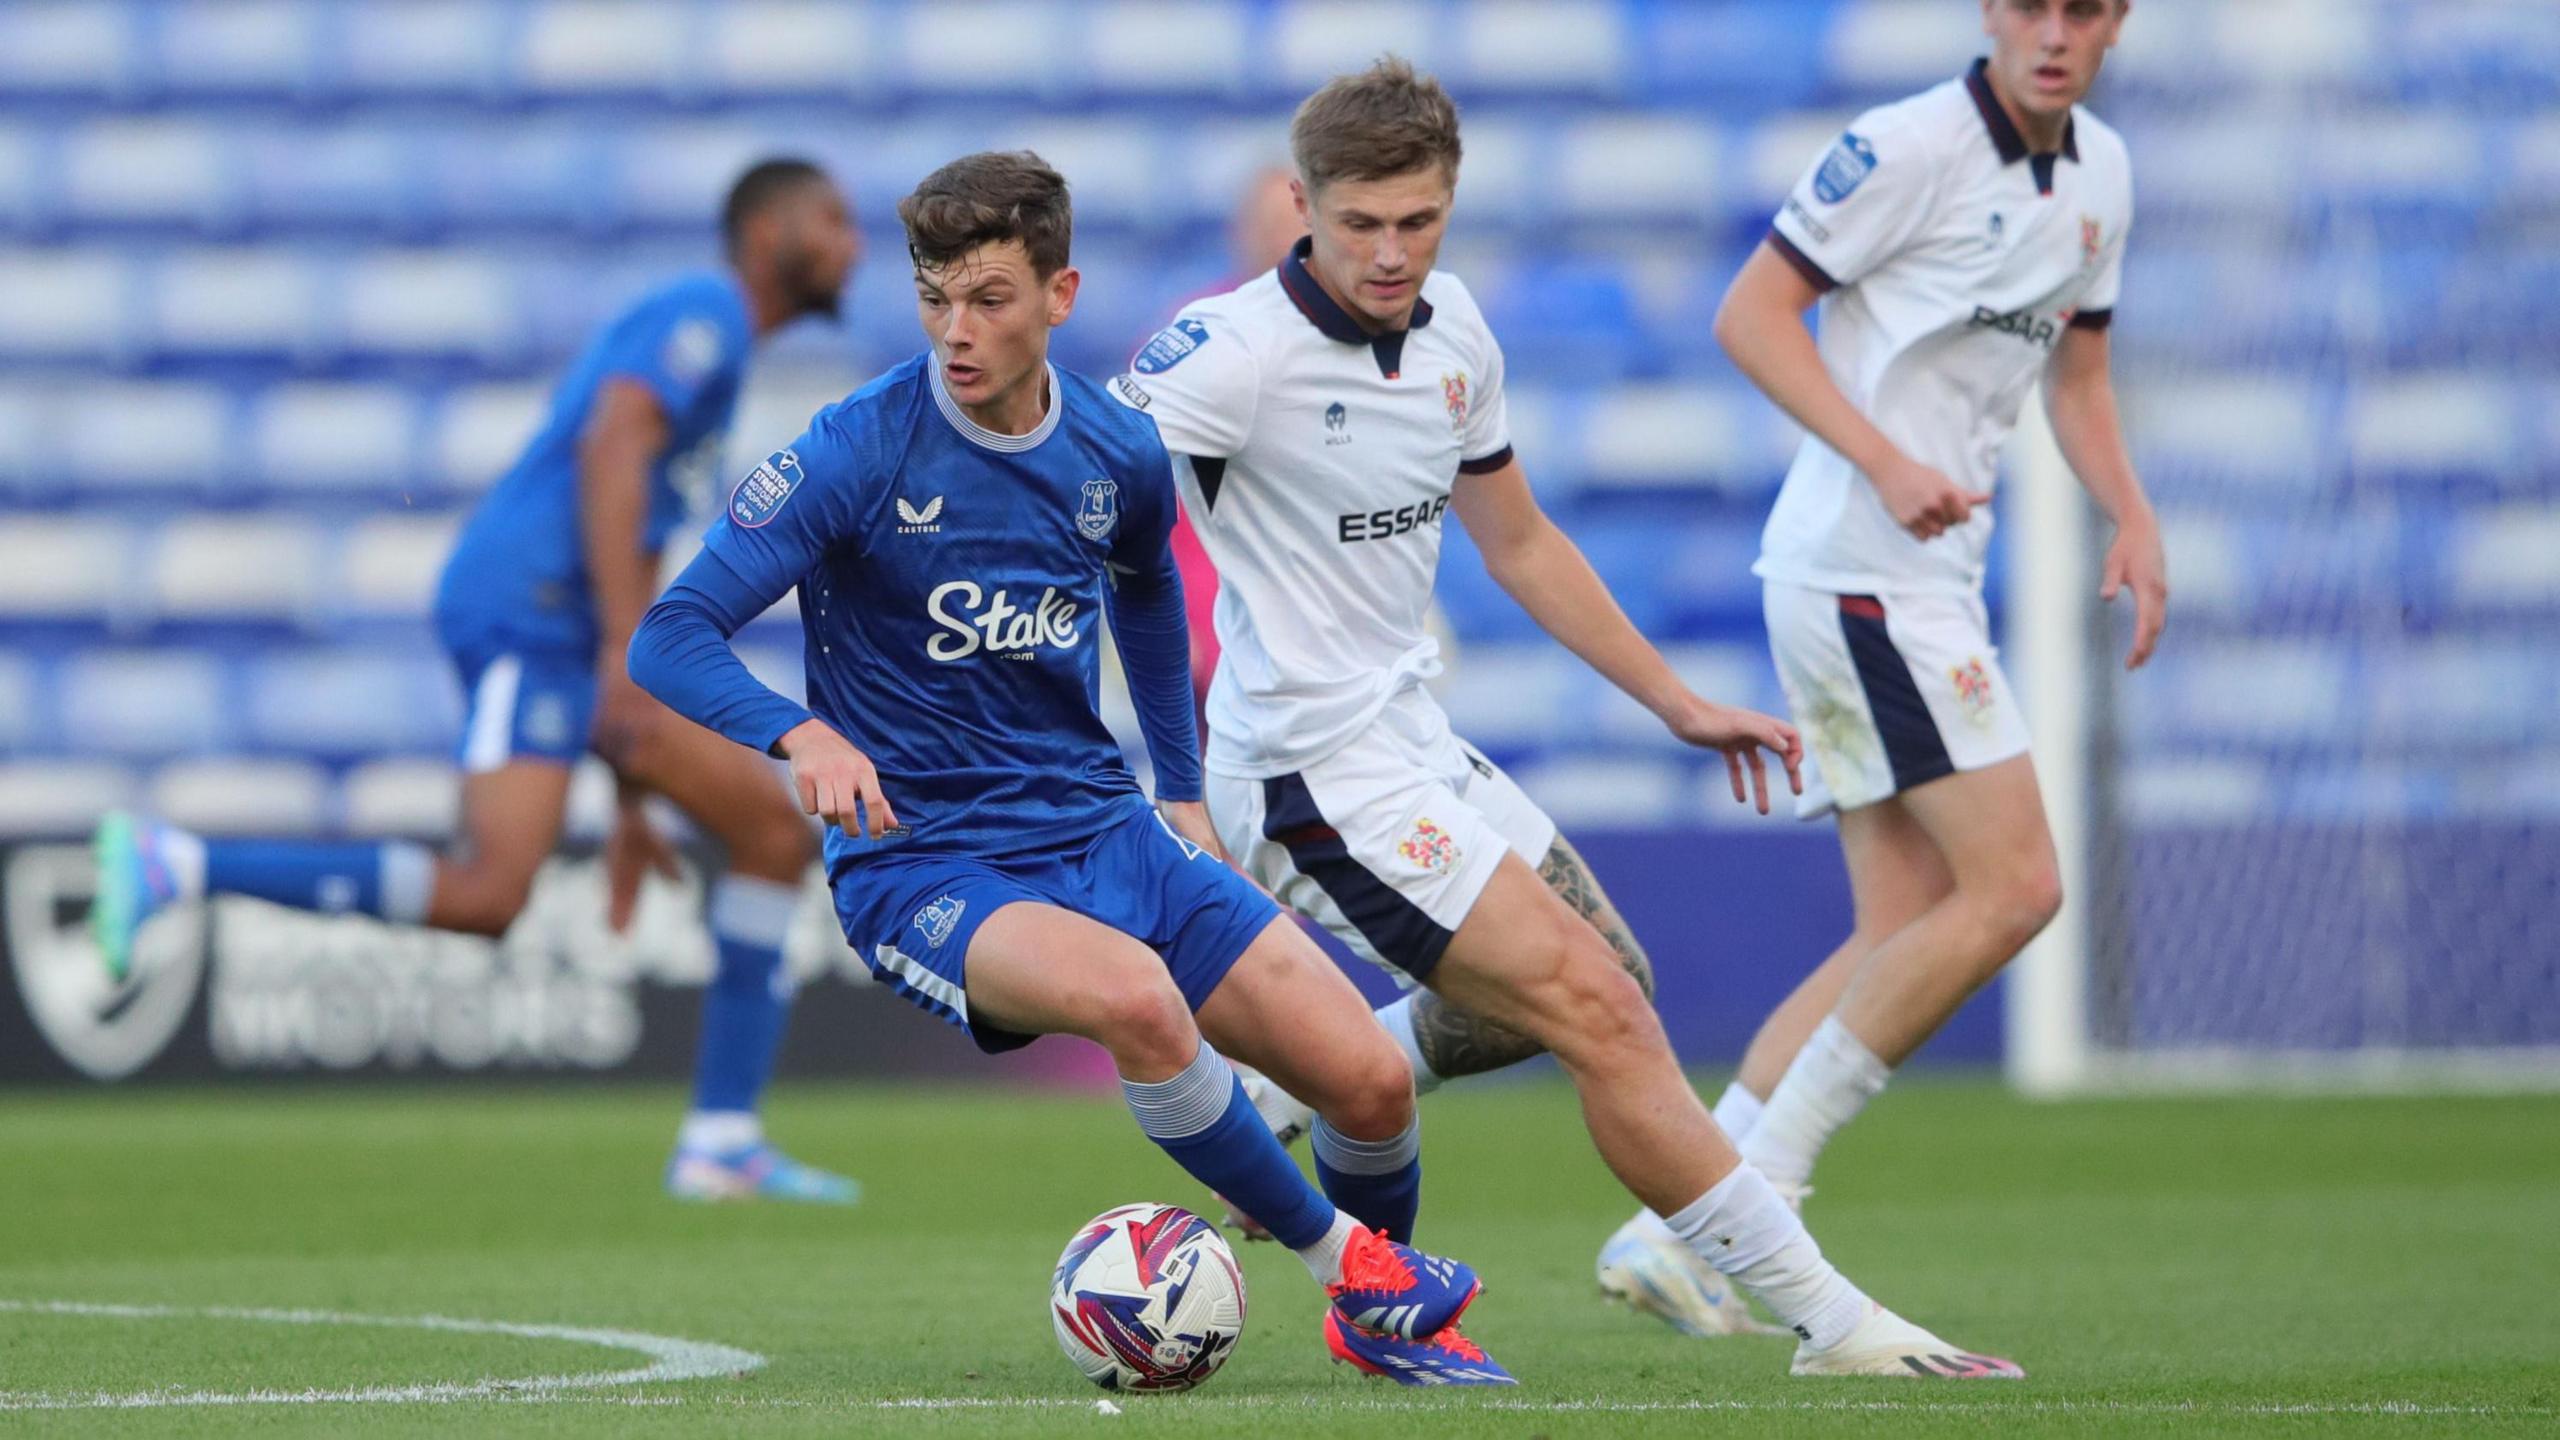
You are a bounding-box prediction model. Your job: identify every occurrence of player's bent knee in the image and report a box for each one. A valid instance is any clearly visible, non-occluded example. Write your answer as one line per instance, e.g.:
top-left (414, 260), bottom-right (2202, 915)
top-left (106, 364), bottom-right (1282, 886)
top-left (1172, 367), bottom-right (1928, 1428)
top-left (1991, 858), bottom-right (2064, 953)
top-left (1089, 976), bottom-right (1200, 1074)
top-left (1318, 1043), bottom-right (1415, 1140)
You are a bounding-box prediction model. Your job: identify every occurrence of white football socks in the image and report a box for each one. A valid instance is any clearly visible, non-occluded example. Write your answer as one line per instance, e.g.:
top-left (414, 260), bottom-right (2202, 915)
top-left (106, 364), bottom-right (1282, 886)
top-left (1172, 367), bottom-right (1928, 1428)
top-left (1737, 1016), bottom-right (1890, 1193)
top-left (1624, 1079), bottom-right (1771, 1240)
top-left (158, 826), bottom-right (208, 899)
top-left (678, 1109), bottom-right (763, 1154)
top-left (1295, 1207), bottom-right (1360, 1286)
top-left (1711, 1078), bottom-right (1765, 1143)
top-left (1375, 994), bottom-right (1445, 1096)
top-left (1664, 1164), bottom-right (1868, 1350)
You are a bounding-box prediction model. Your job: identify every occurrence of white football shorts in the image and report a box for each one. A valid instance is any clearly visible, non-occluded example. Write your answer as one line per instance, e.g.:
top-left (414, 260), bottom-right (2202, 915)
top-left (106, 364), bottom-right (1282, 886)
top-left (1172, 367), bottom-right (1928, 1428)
top-left (1206, 697), bottom-right (1556, 984)
top-left (1763, 581), bottom-right (2032, 820)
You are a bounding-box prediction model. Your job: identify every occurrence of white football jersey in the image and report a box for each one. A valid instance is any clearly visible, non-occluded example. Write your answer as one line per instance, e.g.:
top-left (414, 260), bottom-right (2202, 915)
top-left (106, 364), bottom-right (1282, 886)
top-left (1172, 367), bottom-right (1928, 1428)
top-left (1115, 240), bottom-right (1513, 779)
top-left (1755, 58), bottom-right (2133, 597)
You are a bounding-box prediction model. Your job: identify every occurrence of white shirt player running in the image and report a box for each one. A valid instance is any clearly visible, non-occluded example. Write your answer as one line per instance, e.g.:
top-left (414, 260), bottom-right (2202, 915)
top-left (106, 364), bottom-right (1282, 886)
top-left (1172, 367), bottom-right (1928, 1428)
top-left (1118, 238), bottom-right (1548, 981)
top-left (1755, 57), bottom-right (2132, 598)
top-left (1118, 239), bottom-right (1513, 780)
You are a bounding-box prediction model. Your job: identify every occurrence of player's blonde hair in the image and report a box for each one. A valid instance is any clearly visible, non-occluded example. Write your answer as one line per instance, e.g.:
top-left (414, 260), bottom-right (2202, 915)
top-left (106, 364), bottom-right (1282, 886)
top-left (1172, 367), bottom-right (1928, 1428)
top-left (1290, 56), bottom-right (1463, 194)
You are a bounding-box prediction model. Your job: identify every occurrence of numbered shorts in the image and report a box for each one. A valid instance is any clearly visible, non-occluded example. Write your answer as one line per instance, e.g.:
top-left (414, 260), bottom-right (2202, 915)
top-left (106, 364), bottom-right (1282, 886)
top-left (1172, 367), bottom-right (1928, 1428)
top-left (832, 797), bottom-right (1282, 1053)
top-left (1762, 582), bottom-right (2032, 820)
top-left (447, 642), bottom-right (598, 773)
top-left (1207, 704), bottom-right (1557, 986)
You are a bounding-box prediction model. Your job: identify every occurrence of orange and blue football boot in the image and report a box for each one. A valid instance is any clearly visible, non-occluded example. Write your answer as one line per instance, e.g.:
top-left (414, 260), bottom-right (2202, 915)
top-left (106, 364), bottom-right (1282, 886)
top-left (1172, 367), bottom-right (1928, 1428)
top-left (1325, 1226), bottom-right (1482, 1340)
top-left (1322, 1310), bottom-right (1515, 1386)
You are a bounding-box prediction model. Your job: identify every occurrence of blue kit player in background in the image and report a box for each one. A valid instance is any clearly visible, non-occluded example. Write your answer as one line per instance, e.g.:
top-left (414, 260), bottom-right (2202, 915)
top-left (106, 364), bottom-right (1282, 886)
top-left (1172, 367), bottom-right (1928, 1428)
top-left (92, 159), bottom-right (865, 1205)
top-left (628, 151), bottom-right (1514, 1384)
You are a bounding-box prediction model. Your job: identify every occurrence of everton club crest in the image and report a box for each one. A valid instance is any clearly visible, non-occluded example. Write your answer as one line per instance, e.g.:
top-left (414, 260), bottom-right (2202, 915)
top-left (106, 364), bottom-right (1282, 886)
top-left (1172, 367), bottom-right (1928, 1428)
top-left (1076, 476), bottom-right (1120, 541)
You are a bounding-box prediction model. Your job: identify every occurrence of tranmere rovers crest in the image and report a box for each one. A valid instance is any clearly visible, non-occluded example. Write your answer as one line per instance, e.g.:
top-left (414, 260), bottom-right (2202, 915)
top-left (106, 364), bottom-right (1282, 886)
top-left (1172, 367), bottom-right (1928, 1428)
top-left (1076, 477), bottom-right (1120, 541)
top-left (1398, 817), bottom-right (1460, 874)
top-left (1441, 371), bottom-right (1469, 434)
top-left (1951, 657), bottom-right (1997, 725)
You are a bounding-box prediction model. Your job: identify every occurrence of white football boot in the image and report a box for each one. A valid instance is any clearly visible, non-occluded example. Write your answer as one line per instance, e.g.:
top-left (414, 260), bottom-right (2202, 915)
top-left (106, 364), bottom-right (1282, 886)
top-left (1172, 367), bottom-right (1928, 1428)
top-left (1790, 1301), bottom-right (2024, 1379)
top-left (1595, 1211), bottom-right (1788, 1337)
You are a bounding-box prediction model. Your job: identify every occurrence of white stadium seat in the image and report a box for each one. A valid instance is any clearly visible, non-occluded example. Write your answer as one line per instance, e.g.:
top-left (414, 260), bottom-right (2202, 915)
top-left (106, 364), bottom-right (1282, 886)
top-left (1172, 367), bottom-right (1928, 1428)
top-left (150, 249), bottom-right (323, 354)
top-left (1823, 0), bottom-right (1973, 89)
top-left (0, 250), bottom-right (126, 359)
top-left (251, 383), bottom-right (418, 488)
top-left (61, 120), bottom-right (231, 225)
top-left (150, 517), bottom-right (320, 621)
top-left (0, 126), bottom-right (38, 225)
top-left (1005, 120), bottom-right (1160, 226)
top-left (731, 366), bottom-right (868, 463)
top-left (0, 1), bottom-right (139, 93)
top-left (158, 0), bottom-right (316, 92)
top-left (1082, 3), bottom-right (1247, 93)
top-left (343, 252), bottom-right (514, 358)
top-left (433, 382), bottom-right (549, 489)
top-left (59, 381), bottom-right (231, 490)
top-left (1462, 1), bottom-right (1627, 92)
top-left (245, 652), bottom-right (459, 753)
top-left (343, 757), bottom-right (460, 838)
top-left (2154, 511), bottom-right (2246, 618)
top-left (1744, 112), bottom-right (1858, 204)
top-left (338, 0), bottom-right (505, 93)
top-left (336, 515), bottom-right (463, 618)
top-left (2147, 644), bottom-right (2352, 745)
top-left (0, 517), bottom-right (131, 620)
top-left (61, 650), bottom-right (229, 756)
top-left (1589, 644), bottom-right (1771, 747)
top-left (1579, 385), bottom-right (1745, 490)
top-left (2349, 375), bottom-right (2511, 474)
top-left (1509, 755), bottom-right (1690, 827)
top-left (1556, 117), bottom-right (1721, 220)
top-left (1431, 645), bottom-right (1574, 748)
top-left (2449, 506), bottom-right (2560, 604)
top-left (2124, 376), bottom-right (2323, 491)
top-left (609, 124), bottom-right (773, 224)
top-left (151, 757), bottom-right (332, 835)
top-left (704, 2), bottom-right (877, 93)
top-left (2211, 0), bottom-right (2376, 84)
top-left (1273, 2), bottom-right (1443, 87)
top-left (0, 761), bottom-right (139, 839)
top-left (520, 0), bottom-right (687, 93)
top-left (900, 3), bottom-right (1058, 91)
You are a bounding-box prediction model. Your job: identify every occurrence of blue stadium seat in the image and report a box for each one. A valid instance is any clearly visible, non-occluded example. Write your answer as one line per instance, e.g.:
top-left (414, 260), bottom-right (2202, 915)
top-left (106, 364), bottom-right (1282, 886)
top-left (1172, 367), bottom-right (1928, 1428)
top-left (0, 653), bottom-right (37, 752)
top-left (334, 514), bottom-right (462, 620)
top-left (62, 381), bottom-right (233, 494)
top-left (0, 517), bottom-right (131, 621)
top-left (0, 249), bottom-right (128, 359)
top-left (334, 0), bottom-right (508, 99)
top-left (61, 119), bottom-right (233, 228)
top-left (1461, 2), bottom-right (1629, 97)
top-left (0, 2), bottom-right (143, 98)
top-left (518, 0), bottom-right (690, 97)
top-left (149, 516), bottom-right (321, 623)
top-left (0, 760), bottom-right (139, 839)
top-left (249, 384), bottom-right (422, 493)
top-left (1079, 2), bottom-right (1247, 97)
top-left (148, 249), bottom-right (324, 356)
top-left (343, 756), bottom-right (460, 838)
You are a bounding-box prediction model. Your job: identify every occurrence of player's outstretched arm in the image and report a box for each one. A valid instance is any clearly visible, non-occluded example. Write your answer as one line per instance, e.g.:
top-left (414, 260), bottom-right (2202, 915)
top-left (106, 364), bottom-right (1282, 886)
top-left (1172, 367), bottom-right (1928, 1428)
top-left (2045, 324), bottom-right (2167, 669)
top-left (1714, 243), bottom-right (1989, 541)
top-left (1451, 458), bottom-right (1803, 812)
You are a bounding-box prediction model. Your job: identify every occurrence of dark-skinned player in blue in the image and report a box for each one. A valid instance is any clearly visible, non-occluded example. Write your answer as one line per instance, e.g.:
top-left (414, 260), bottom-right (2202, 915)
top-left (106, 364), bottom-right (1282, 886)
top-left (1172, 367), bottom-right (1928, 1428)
top-left (93, 160), bottom-right (863, 1204)
top-left (626, 150), bottom-right (1511, 1384)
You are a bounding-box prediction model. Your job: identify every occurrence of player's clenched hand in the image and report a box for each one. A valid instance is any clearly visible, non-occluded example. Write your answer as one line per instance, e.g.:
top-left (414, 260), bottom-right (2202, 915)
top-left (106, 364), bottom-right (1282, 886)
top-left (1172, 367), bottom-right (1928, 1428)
top-left (2101, 516), bottom-right (2170, 671)
top-left (1660, 695), bottom-right (1806, 816)
top-left (602, 790), bottom-right (680, 935)
top-left (777, 718), bottom-right (901, 839)
top-left (1871, 453), bottom-right (1994, 542)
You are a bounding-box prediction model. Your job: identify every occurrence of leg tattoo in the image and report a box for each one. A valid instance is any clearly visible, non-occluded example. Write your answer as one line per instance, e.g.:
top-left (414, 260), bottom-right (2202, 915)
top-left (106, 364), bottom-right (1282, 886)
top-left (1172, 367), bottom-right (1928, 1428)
top-left (1410, 835), bottom-right (1658, 1081)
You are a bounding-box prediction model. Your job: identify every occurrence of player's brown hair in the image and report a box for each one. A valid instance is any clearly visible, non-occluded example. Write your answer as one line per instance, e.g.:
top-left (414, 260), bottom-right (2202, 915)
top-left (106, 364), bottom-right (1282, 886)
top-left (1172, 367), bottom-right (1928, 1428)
top-left (899, 150), bottom-right (1074, 278)
top-left (1290, 55), bottom-right (1463, 193)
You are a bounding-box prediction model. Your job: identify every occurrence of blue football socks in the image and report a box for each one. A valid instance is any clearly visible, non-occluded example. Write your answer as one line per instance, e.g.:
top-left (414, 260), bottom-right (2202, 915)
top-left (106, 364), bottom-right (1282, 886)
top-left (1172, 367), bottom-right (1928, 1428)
top-left (1123, 1041), bottom-right (1335, 1251)
top-left (687, 874), bottom-right (801, 1119)
top-left (1312, 1116), bottom-right (1423, 1244)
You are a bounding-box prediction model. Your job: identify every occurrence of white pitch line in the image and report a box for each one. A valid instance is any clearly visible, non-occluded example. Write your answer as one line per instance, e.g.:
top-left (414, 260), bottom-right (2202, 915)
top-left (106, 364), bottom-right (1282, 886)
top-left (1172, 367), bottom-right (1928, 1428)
top-left (466, 1393), bottom-right (2546, 1420)
top-left (0, 1299), bottom-right (764, 1411)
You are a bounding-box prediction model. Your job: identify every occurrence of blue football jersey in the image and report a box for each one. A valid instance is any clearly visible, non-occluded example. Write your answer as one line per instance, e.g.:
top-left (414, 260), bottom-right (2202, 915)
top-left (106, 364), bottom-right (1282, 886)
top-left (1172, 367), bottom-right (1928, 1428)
top-left (687, 354), bottom-right (1186, 871)
top-left (436, 268), bottom-right (751, 655)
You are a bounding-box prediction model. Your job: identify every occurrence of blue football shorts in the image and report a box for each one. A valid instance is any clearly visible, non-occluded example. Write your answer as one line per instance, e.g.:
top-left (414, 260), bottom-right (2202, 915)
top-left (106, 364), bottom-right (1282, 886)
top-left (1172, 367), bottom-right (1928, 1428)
top-left (833, 796), bottom-right (1281, 1053)
top-left (446, 641), bottom-right (598, 773)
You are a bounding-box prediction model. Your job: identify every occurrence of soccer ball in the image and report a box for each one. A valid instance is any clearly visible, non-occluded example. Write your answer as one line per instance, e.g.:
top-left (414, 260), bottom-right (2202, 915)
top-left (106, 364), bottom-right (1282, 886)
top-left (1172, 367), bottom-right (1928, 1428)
top-left (1049, 1203), bottom-right (1246, 1392)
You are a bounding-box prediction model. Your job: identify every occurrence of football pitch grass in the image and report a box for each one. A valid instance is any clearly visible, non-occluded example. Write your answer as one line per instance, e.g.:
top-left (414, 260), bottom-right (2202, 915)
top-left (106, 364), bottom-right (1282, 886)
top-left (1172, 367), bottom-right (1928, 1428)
top-left (3, 1077), bottom-right (2554, 1438)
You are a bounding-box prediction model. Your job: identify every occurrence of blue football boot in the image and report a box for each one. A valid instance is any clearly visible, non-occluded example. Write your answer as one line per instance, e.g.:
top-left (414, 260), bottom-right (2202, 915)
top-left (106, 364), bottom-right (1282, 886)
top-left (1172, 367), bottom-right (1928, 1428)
top-left (1323, 1310), bottom-right (1516, 1386)
top-left (1325, 1226), bottom-right (1482, 1340)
